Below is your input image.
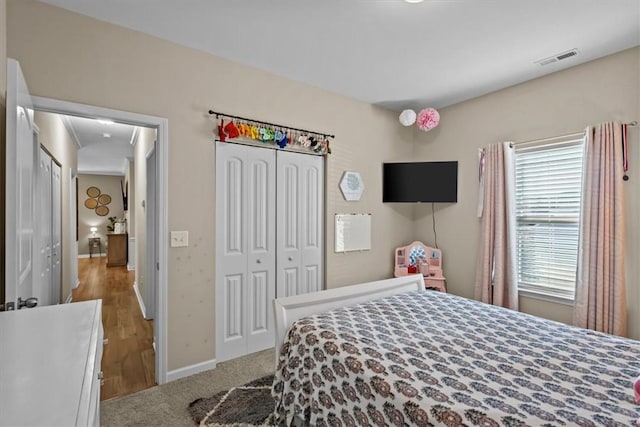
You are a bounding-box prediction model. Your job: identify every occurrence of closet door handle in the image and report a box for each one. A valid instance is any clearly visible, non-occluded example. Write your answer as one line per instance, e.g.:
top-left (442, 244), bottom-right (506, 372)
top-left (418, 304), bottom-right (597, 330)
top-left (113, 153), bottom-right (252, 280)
top-left (256, 259), bottom-right (261, 264)
top-left (288, 257), bottom-right (293, 261)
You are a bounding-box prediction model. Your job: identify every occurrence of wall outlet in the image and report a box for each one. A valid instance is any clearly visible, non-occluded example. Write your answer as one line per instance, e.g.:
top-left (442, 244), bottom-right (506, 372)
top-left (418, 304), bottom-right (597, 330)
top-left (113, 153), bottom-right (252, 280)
top-left (170, 230), bottom-right (189, 247)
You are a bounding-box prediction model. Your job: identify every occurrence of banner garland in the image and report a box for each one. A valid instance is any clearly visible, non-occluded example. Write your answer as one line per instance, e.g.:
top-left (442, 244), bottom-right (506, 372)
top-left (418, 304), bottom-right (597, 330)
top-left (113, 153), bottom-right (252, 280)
top-left (209, 110), bottom-right (332, 155)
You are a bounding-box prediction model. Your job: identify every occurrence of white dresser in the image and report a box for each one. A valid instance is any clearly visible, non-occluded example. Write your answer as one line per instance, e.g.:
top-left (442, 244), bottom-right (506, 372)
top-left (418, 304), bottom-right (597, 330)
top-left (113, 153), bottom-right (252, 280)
top-left (0, 300), bottom-right (103, 426)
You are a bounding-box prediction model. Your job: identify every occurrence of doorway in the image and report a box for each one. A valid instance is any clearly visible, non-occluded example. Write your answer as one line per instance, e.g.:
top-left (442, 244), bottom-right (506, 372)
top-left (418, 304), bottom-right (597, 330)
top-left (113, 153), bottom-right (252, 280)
top-left (31, 96), bottom-right (169, 387)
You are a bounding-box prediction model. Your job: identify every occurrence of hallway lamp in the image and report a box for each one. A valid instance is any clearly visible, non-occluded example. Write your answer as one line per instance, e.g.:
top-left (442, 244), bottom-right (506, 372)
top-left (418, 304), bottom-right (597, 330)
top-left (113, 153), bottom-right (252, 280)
top-left (90, 227), bottom-right (97, 237)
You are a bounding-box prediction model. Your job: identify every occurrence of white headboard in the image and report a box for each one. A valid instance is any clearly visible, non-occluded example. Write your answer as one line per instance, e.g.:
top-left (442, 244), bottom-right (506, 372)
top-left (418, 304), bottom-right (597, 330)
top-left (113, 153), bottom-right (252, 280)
top-left (273, 274), bottom-right (425, 354)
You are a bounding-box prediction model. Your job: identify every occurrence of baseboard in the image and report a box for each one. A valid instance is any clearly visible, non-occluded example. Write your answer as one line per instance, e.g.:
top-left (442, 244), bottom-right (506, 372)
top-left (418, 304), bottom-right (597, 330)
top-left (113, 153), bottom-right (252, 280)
top-left (65, 293), bottom-right (73, 304)
top-left (127, 264), bottom-right (135, 271)
top-left (167, 358), bottom-right (217, 382)
top-left (133, 282), bottom-right (147, 318)
top-left (78, 254), bottom-right (106, 259)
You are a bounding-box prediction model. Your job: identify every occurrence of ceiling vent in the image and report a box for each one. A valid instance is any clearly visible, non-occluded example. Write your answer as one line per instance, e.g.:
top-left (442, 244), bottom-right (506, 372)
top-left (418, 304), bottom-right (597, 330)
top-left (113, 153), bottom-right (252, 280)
top-left (535, 48), bottom-right (579, 66)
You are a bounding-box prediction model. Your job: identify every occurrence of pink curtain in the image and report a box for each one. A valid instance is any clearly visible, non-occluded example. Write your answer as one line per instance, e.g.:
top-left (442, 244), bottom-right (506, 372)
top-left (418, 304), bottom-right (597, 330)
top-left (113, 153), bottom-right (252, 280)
top-left (574, 122), bottom-right (627, 336)
top-left (475, 142), bottom-right (518, 310)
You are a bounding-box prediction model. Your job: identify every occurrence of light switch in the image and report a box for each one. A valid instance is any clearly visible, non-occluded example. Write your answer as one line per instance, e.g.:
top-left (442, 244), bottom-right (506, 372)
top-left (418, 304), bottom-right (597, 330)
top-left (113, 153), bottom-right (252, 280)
top-left (170, 231), bottom-right (189, 247)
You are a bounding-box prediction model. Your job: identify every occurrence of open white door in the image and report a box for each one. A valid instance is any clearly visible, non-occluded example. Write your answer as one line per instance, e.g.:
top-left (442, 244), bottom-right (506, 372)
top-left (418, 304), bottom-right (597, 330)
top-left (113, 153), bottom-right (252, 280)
top-left (5, 59), bottom-right (38, 311)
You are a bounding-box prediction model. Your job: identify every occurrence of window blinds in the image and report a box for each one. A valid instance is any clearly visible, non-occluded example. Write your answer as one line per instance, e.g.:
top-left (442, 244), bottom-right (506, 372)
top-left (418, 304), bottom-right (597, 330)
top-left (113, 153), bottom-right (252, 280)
top-left (514, 138), bottom-right (584, 299)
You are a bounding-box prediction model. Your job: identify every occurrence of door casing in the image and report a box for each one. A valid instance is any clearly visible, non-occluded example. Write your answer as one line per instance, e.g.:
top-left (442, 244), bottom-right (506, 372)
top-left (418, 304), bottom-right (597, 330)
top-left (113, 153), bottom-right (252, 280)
top-left (30, 95), bottom-right (170, 384)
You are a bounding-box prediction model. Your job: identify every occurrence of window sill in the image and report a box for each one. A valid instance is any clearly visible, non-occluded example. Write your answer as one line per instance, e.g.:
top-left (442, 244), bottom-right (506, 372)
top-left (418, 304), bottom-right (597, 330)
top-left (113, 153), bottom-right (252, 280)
top-left (518, 289), bottom-right (574, 306)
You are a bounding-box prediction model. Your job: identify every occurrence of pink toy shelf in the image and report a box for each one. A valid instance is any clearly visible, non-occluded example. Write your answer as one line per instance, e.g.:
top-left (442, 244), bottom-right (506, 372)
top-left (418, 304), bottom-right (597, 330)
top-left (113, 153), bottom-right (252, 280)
top-left (394, 240), bottom-right (446, 292)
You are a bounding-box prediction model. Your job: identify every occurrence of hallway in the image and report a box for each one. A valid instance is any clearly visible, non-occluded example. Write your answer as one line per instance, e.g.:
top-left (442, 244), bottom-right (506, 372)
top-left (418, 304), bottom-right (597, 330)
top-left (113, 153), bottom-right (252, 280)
top-left (74, 257), bottom-right (155, 400)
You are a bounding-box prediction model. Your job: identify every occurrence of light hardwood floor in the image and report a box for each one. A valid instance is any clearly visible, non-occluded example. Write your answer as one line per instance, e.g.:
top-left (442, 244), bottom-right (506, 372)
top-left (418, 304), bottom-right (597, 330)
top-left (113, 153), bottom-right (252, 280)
top-left (74, 256), bottom-right (155, 401)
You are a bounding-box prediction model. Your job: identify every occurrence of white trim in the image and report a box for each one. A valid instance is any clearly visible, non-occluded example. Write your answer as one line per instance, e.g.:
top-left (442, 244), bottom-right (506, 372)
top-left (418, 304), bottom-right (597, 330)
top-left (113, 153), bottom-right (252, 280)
top-left (70, 169), bottom-right (80, 293)
top-left (127, 237), bottom-right (136, 271)
top-left (129, 127), bottom-right (140, 147)
top-left (120, 158), bottom-right (129, 175)
top-left (77, 169), bottom-right (125, 177)
top-left (518, 289), bottom-right (574, 306)
top-left (60, 115), bottom-right (82, 149)
top-left (31, 95), bottom-right (170, 385)
top-left (166, 359), bottom-right (217, 382)
top-left (133, 281), bottom-right (147, 318)
top-left (77, 253), bottom-right (106, 259)
top-left (65, 293), bottom-right (73, 304)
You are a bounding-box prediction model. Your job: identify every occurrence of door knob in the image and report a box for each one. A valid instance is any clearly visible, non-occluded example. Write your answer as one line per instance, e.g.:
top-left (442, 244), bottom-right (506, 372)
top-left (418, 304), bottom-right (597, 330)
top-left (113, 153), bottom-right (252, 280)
top-left (288, 257), bottom-right (293, 261)
top-left (17, 297), bottom-right (38, 309)
top-left (256, 259), bottom-right (261, 264)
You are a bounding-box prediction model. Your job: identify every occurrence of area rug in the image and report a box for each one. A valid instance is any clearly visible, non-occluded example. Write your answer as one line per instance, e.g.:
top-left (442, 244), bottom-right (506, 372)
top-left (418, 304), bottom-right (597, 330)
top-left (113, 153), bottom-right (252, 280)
top-left (188, 375), bottom-right (276, 426)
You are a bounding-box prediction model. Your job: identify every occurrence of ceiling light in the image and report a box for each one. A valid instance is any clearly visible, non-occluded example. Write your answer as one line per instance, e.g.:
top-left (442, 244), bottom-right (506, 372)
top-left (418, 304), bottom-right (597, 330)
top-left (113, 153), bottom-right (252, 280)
top-left (404, 0), bottom-right (424, 3)
top-left (97, 119), bottom-right (114, 125)
top-left (103, 133), bottom-right (111, 138)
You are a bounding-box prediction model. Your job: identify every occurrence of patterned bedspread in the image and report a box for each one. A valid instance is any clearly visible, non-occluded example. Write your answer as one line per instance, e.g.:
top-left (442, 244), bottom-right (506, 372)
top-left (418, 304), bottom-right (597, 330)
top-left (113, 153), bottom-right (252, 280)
top-left (272, 290), bottom-right (640, 426)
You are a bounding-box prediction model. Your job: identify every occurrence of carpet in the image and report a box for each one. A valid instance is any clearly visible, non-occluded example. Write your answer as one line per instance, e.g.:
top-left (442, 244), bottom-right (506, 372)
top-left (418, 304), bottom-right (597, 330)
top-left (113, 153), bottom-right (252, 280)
top-left (188, 374), bottom-right (276, 426)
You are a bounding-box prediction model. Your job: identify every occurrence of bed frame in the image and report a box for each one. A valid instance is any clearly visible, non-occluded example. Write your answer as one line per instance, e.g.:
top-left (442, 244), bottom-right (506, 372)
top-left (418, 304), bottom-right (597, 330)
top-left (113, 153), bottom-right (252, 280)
top-left (273, 274), bottom-right (425, 353)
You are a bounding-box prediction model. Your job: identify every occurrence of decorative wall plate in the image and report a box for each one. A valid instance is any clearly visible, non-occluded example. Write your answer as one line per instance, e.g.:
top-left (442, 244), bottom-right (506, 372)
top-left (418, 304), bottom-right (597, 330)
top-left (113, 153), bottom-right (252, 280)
top-left (95, 206), bottom-right (109, 216)
top-left (98, 194), bottom-right (112, 205)
top-left (339, 171), bottom-right (364, 201)
top-left (84, 198), bottom-right (98, 209)
top-left (86, 186), bottom-right (101, 198)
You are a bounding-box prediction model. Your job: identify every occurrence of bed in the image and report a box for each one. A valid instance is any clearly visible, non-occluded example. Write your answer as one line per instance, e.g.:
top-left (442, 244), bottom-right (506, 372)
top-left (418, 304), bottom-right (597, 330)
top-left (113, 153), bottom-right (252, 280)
top-left (272, 275), bottom-right (640, 426)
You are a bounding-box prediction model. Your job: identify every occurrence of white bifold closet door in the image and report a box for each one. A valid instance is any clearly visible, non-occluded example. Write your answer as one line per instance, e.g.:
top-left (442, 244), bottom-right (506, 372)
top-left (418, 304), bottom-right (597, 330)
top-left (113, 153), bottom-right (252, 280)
top-left (216, 142), bottom-right (277, 362)
top-left (215, 142), bottom-right (324, 362)
top-left (276, 151), bottom-right (323, 297)
top-left (36, 147), bottom-right (62, 307)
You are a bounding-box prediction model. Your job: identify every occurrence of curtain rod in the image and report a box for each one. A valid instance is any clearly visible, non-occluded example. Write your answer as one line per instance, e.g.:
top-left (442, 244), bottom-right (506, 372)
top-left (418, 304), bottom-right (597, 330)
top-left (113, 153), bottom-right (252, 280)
top-left (509, 121), bottom-right (637, 148)
top-left (208, 110), bottom-right (335, 139)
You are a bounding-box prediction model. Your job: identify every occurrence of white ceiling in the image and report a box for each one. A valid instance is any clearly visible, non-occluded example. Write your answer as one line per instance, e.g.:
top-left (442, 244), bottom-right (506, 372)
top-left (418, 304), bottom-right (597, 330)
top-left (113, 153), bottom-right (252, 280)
top-left (62, 115), bottom-right (136, 175)
top-left (39, 0), bottom-right (640, 112)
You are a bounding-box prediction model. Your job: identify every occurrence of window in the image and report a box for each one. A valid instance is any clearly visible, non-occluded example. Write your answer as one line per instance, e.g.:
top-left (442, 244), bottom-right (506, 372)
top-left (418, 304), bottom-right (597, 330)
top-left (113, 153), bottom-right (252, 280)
top-left (514, 136), bottom-right (585, 301)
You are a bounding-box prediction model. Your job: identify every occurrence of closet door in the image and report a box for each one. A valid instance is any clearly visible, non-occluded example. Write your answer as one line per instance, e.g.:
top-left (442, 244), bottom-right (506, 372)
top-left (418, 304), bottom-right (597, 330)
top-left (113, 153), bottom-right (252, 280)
top-left (215, 142), bottom-right (275, 362)
top-left (276, 151), bottom-right (324, 298)
top-left (245, 147), bottom-right (276, 354)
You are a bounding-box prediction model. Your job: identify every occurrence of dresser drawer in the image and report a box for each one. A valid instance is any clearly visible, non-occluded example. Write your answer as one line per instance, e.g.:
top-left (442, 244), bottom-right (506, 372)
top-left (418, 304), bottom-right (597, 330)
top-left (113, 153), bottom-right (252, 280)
top-left (424, 277), bottom-right (446, 292)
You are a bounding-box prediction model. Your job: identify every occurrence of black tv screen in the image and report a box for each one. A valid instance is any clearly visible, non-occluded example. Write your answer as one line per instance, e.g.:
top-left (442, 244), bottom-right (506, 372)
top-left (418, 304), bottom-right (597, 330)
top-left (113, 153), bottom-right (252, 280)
top-left (383, 161), bottom-right (458, 203)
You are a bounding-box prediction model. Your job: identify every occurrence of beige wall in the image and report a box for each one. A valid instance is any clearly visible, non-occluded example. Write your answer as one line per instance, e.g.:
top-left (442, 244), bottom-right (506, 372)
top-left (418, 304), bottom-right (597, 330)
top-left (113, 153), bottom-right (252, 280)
top-left (77, 174), bottom-right (125, 254)
top-left (0, 0), bottom-right (5, 93)
top-left (412, 47), bottom-right (640, 340)
top-left (33, 111), bottom-right (78, 302)
top-left (7, 1), bottom-right (415, 370)
top-left (133, 128), bottom-right (154, 301)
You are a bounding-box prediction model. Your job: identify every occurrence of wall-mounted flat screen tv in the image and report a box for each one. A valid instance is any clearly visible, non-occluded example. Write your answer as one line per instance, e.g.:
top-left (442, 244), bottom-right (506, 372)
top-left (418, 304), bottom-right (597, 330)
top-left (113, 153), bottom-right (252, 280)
top-left (383, 161), bottom-right (458, 203)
